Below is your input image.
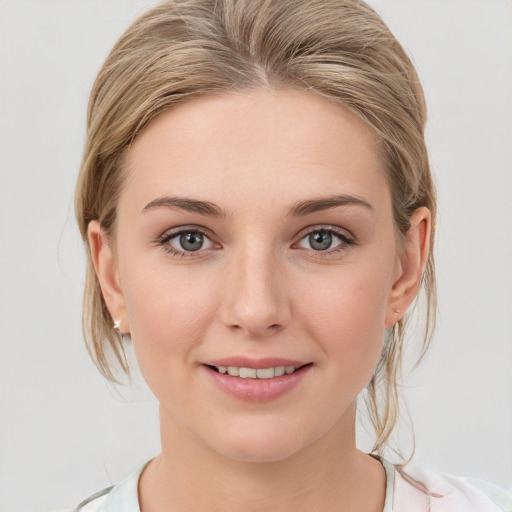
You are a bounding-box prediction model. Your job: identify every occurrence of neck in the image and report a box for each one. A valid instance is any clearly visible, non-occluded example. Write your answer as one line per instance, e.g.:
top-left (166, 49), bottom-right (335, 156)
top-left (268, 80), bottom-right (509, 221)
top-left (139, 404), bottom-right (386, 512)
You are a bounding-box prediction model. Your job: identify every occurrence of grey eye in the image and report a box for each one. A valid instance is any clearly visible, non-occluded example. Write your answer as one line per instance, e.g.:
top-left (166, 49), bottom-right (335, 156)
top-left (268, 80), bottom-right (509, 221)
top-left (297, 229), bottom-right (344, 252)
top-left (179, 232), bottom-right (204, 251)
top-left (308, 231), bottom-right (333, 251)
top-left (166, 230), bottom-right (215, 252)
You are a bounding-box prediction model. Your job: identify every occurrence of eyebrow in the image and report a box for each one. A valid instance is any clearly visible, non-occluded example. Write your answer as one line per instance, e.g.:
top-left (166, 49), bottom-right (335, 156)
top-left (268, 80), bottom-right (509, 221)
top-left (288, 194), bottom-right (374, 216)
top-left (142, 193), bottom-right (373, 217)
top-left (142, 196), bottom-right (226, 217)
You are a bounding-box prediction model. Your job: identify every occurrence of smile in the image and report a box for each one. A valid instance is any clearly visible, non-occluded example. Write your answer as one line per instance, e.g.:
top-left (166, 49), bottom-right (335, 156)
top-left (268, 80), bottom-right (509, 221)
top-left (203, 361), bottom-right (313, 402)
top-left (202, 356), bottom-right (314, 401)
top-left (209, 365), bottom-right (299, 379)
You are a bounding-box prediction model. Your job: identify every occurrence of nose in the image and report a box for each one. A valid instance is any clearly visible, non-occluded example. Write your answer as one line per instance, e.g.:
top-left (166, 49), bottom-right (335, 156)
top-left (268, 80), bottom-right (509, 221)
top-left (219, 246), bottom-right (291, 338)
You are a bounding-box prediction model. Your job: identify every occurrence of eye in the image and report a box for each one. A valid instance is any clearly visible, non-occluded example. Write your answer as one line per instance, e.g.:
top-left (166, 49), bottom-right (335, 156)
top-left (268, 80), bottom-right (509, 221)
top-left (160, 228), bottom-right (216, 254)
top-left (296, 228), bottom-right (352, 252)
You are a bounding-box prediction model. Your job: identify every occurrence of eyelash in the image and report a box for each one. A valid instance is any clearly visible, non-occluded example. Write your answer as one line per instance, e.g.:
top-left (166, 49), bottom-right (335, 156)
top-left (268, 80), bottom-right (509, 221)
top-left (156, 226), bottom-right (216, 258)
top-left (294, 225), bottom-right (355, 256)
top-left (156, 225), bottom-right (355, 258)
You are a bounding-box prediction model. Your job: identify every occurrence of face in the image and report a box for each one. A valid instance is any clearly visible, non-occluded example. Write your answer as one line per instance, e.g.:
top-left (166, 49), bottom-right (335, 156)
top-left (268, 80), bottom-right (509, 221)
top-left (91, 88), bottom-right (425, 463)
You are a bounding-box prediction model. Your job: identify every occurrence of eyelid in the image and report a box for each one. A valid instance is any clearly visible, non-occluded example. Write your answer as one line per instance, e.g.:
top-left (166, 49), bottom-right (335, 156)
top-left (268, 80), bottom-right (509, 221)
top-left (155, 224), bottom-right (354, 258)
top-left (157, 225), bottom-right (220, 256)
top-left (293, 225), bottom-right (355, 253)
top-left (295, 224), bottom-right (354, 242)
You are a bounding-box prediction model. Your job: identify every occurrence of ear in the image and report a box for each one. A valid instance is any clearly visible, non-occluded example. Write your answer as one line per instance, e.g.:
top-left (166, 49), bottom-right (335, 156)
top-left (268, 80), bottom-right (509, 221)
top-left (87, 221), bottom-right (130, 334)
top-left (385, 207), bottom-right (431, 328)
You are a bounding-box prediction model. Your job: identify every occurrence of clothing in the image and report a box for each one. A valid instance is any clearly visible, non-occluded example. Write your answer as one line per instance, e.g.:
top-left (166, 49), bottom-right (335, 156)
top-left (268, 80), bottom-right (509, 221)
top-left (70, 458), bottom-right (512, 512)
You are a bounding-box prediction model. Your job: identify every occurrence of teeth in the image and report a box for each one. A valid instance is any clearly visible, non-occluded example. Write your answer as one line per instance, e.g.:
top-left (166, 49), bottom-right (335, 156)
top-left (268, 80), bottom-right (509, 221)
top-left (256, 368), bottom-right (274, 379)
top-left (274, 366), bottom-right (286, 377)
top-left (213, 365), bottom-right (298, 379)
top-left (239, 367), bottom-right (257, 378)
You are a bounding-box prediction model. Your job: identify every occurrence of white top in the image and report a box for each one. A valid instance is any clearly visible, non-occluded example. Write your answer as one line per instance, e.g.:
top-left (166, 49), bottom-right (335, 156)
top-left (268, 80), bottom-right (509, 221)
top-left (70, 458), bottom-right (512, 512)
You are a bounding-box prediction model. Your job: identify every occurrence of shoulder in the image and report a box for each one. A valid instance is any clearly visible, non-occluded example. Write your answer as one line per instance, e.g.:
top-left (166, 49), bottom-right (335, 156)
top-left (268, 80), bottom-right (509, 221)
top-left (393, 462), bottom-right (512, 512)
top-left (462, 477), bottom-right (512, 512)
top-left (67, 487), bottom-right (110, 512)
top-left (67, 487), bottom-right (111, 512)
top-left (69, 461), bottom-right (149, 512)
top-left (71, 495), bottom-right (108, 512)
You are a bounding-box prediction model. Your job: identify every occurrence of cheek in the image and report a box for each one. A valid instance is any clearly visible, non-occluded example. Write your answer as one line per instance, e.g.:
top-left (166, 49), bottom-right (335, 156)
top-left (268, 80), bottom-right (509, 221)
top-left (120, 260), bottom-right (218, 370)
top-left (296, 261), bottom-right (392, 372)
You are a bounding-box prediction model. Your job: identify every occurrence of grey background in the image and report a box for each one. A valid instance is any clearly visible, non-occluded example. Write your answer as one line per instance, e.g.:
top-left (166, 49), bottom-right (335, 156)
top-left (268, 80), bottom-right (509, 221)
top-left (0, 1), bottom-right (511, 511)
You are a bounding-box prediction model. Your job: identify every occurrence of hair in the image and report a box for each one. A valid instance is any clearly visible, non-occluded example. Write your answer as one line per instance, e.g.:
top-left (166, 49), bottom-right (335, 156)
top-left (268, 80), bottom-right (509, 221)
top-left (75, 0), bottom-right (436, 455)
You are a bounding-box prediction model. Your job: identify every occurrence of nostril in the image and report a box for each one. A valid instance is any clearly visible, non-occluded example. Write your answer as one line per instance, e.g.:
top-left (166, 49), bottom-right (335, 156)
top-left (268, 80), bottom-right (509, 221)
top-left (228, 323), bottom-right (282, 336)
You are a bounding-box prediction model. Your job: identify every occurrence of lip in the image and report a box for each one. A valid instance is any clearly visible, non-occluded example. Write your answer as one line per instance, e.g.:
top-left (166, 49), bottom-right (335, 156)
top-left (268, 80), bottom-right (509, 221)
top-left (201, 357), bottom-right (313, 402)
top-left (204, 357), bottom-right (307, 369)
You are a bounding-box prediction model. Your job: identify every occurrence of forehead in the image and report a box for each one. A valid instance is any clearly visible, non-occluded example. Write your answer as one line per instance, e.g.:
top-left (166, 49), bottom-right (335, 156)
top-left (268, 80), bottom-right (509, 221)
top-left (122, 88), bottom-right (389, 215)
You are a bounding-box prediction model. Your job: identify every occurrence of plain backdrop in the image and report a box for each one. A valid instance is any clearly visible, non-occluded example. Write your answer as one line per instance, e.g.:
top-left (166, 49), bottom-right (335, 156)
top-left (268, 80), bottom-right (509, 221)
top-left (0, 1), bottom-right (511, 511)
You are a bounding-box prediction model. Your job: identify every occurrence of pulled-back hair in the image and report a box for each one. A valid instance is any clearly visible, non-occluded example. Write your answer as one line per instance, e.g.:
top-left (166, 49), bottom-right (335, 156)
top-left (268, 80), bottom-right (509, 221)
top-left (75, 0), bottom-right (436, 454)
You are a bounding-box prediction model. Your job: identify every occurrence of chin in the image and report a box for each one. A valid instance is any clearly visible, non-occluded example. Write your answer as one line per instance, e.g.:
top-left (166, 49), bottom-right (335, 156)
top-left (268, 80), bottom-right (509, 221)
top-left (205, 418), bottom-right (317, 464)
top-left (218, 439), bottom-right (302, 464)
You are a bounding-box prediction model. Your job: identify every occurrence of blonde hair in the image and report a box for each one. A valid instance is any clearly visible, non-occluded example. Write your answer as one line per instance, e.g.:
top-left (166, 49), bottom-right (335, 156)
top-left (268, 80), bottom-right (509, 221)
top-left (75, 0), bottom-right (436, 454)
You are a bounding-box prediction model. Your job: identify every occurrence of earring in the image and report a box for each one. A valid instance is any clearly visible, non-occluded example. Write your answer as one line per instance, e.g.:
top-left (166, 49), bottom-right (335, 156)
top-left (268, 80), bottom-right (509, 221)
top-left (113, 319), bottom-right (131, 342)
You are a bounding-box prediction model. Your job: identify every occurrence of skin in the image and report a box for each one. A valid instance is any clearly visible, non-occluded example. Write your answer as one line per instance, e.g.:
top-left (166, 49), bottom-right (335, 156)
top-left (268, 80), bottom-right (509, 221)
top-left (89, 88), bottom-right (430, 512)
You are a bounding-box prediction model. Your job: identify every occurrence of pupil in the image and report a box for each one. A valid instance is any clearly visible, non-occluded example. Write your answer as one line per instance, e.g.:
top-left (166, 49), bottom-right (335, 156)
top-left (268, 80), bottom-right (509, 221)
top-left (309, 231), bottom-right (332, 251)
top-left (180, 232), bottom-right (203, 251)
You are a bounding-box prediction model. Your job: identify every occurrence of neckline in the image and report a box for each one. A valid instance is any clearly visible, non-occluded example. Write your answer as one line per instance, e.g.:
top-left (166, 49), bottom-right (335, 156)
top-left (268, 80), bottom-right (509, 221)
top-left (98, 456), bottom-right (395, 512)
top-left (375, 455), bottom-right (395, 512)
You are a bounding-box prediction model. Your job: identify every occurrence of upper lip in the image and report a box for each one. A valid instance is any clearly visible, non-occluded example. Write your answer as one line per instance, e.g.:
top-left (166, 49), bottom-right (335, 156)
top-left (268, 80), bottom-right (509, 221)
top-left (203, 357), bottom-right (309, 369)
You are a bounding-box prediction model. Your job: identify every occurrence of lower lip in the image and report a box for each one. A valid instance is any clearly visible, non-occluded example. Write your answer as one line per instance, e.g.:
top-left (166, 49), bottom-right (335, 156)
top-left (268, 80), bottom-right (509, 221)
top-left (203, 365), bottom-right (312, 402)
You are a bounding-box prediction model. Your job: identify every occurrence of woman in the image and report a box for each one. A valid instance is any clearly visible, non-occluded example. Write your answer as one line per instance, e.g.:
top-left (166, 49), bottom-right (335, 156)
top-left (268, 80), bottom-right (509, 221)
top-left (71, 0), bottom-right (511, 510)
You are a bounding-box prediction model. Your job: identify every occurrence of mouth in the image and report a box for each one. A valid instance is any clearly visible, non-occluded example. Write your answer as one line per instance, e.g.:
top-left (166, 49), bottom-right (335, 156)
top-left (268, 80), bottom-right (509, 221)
top-left (205, 363), bottom-right (313, 379)
top-left (202, 360), bottom-right (313, 401)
